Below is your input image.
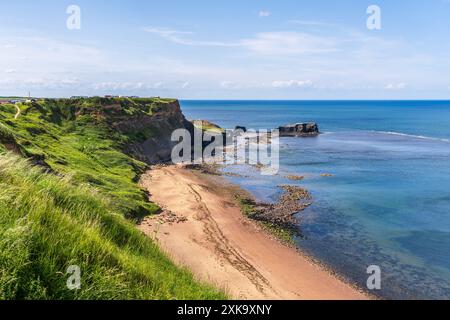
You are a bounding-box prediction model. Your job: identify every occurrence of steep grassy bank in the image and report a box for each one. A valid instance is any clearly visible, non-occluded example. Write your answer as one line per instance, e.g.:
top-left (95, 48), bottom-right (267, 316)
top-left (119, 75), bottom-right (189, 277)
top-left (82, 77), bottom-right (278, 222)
top-left (0, 97), bottom-right (225, 299)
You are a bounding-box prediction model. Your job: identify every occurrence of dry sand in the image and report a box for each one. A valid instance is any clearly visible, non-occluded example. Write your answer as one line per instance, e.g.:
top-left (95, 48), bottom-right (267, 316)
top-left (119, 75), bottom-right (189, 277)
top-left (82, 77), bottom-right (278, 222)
top-left (139, 165), bottom-right (369, 300)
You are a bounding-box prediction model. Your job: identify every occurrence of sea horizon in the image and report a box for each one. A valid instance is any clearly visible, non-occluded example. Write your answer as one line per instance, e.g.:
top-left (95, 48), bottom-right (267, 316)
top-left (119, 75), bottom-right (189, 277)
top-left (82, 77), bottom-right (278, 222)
top-left (3, 0), bottom-right (450, 307)
top-left (182, 99), bottom-right (450, 299)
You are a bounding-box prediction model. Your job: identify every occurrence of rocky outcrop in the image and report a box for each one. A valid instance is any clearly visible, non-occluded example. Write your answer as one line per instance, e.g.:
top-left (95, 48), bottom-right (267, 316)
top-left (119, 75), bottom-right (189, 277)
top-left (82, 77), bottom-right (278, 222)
top-left (235, 126), bottom-right (247, 133)
top-left (279, 122), bottom-right (319, 137)
top-left (191, 120), bottom-right (224, 133)
top-left (243, 185), bottom-right (312, 232)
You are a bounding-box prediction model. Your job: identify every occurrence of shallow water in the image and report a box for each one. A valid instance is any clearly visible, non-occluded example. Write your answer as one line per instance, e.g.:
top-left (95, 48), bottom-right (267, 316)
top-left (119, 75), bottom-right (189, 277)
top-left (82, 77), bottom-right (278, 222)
top-left (181, 100), bottom-right (450, 299)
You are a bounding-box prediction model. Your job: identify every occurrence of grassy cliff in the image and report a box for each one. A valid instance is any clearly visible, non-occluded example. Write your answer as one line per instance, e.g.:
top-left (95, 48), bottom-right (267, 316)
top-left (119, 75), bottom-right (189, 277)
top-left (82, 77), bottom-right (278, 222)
top-left (0, 97), bottom-right (225, 299)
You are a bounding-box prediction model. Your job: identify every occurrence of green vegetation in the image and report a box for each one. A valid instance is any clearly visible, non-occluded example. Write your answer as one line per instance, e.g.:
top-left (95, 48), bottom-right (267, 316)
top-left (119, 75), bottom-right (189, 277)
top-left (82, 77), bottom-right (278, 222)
top-left (0, 98), bottom-right (163, 220)
top-left (0, 98), bottom-right (226, 300)
top-left (192, 120), bottom-right (225, 134)
top-left (235, 195), bottom-right (296, 246)
top-left (0, 96), bottom-right (27, 100)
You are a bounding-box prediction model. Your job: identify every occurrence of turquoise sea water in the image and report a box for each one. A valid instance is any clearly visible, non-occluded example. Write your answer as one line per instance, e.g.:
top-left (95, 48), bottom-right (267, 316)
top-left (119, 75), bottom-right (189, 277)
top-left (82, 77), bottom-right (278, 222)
top-left (181, 100), bottom-right (450, 299)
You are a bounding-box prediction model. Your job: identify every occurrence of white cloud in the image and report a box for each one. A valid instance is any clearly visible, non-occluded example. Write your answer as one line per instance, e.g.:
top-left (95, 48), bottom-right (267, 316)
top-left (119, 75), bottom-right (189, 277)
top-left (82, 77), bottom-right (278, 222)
top-left (241, 32), bottom-right (336, 55)
top-left (4, 69), bottom-right (16, 74)
top-left (151, 81), bottom-right (164, 89)
top-left (144, 27), bottom-right (337, 56)
top-left (385, 83), bottom-right (407, 90)
top-left (142, 27), bottom-right (192, 40)
top-left (92, 81), bottom-right (163, 91)
top-left (0, 77), bottom-right (81, 88)
top-left (60, 78), bottom-right (80, 85)
top-left (143, 27), bottom-right (232, 47)
top-left (287, 20), bottom-right (332, 27)
top-left (259, 11), bottom-right (271, 18)
top-left (181, 81), bottom-right (190, 89)
top-left (272, 80), bottom-right (313, 88)
top-left (1, 21), bottom-right (443, 98)
top-left (93, 82), bottom-right (135, 90)
top-left (220, 81), bottom-right (240, 89)
top-left (0, 36), bottom-right (103, 78)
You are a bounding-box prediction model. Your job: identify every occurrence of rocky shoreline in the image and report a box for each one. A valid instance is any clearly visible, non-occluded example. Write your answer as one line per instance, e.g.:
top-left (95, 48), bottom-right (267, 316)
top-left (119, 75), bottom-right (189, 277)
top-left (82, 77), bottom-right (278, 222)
top-left (186, 163), bottom-right (311, 240)
top-left (139, 164), bottom-right (369, 300)
top-left (238, 184), bottom-right (312, 236)
top-left (176, 119), bottom-right (321, 239)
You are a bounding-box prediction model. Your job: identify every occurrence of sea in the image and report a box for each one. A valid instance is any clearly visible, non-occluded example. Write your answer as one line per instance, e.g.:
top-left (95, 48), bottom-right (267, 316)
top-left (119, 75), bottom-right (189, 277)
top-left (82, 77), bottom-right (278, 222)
top-left (180, 100), bottom-right (450, 299)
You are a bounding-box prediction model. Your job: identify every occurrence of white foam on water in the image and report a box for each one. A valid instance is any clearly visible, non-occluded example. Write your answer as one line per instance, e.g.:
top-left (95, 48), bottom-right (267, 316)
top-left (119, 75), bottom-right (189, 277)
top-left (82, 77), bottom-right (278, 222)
top-left (371, 131), bottom-right (450, 143)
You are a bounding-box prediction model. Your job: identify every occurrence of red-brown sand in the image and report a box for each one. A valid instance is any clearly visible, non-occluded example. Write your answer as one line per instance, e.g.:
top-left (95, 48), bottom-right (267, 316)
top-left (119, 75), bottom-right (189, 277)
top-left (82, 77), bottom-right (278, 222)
top-left (139, 165), bottom-right (369, 300)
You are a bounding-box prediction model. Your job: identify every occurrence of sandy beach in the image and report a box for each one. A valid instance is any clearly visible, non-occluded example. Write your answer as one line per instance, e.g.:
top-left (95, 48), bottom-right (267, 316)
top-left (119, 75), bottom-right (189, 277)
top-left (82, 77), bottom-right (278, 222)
top-left (139, 165), bottom-right (369, 300)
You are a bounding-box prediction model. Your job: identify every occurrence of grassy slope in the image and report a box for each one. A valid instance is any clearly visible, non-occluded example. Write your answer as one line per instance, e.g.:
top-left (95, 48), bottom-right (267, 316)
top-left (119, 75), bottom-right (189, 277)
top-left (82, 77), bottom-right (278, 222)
top-left (0, 98), bottom-right (225, 299)
top-left (1, 98), bottom-right (163, 220)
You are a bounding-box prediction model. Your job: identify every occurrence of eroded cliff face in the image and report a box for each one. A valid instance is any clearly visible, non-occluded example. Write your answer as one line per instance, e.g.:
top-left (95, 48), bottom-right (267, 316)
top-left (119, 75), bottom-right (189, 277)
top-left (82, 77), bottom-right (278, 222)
top-left (115, 100), bottom-right (194, 164)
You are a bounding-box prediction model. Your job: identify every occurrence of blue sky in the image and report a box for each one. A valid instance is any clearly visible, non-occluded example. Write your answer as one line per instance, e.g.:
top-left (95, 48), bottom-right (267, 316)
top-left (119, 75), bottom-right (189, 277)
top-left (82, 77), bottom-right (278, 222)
top-left (1, 0), bottom-right (450, 99)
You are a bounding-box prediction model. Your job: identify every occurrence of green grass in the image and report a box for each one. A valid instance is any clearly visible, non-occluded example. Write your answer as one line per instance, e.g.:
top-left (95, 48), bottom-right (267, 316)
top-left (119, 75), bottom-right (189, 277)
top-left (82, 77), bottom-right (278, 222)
top-left (0, 96), bottom-right (27, 100)
top-left (0, 98), bottom-right (226, 300)
top-left (0, 153), bottom-right (225, 299)
top-left (0, 98), bottom-right (162, 220)
top-left (192, 120), bottom-right (225, 134)
top-left (200, 125), bottom-right (225, 133)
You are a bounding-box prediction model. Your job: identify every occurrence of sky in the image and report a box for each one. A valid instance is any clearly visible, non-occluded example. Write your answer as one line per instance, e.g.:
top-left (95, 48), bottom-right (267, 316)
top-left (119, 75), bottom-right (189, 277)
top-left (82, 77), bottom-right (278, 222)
top-left (1, 0), bottom-right (450, 99)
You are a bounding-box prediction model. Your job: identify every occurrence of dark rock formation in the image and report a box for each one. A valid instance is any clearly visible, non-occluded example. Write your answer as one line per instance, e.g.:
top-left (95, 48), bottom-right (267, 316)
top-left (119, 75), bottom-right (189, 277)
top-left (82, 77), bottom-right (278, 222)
top-left (235, 126), bottom-right (247, 133)
top-left (245, 185), bottom-right (312, 232)
top-left (279, 122), bottom-right (319, 137)
top-left (119, 101), bottom-right (195, 163)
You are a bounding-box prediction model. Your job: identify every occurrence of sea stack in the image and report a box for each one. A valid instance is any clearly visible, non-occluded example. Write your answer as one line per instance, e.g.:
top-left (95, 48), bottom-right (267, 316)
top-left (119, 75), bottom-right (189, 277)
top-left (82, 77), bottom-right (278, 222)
top-left (278, 122), bottom-right (320, 137)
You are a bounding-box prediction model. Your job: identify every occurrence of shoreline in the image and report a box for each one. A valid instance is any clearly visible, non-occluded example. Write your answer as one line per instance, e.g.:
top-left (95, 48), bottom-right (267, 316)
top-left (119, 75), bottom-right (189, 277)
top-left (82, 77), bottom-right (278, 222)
top-left (138, 164), bottom-right (370, 300)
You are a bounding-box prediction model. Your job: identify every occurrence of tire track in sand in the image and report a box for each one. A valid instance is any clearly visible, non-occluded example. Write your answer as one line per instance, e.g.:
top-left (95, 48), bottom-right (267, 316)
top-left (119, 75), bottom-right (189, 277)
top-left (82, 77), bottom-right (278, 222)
top-left (160, 167), bottom-right (274, 296)
top-left (186, 183), bottom-right (273, 295)
top-left (140, 166), bottom-right (370, 300)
